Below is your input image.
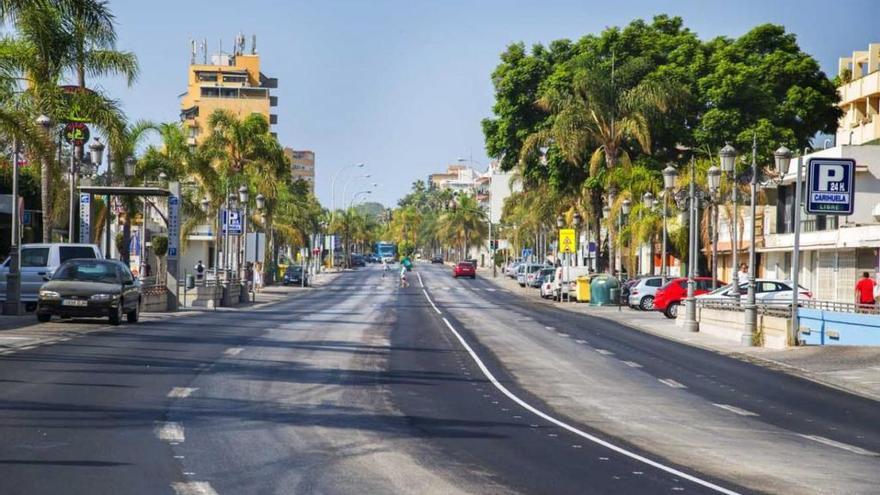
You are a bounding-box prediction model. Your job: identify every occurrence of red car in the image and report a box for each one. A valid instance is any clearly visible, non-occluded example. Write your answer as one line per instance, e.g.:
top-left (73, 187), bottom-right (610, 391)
top-left (653, 277), bottom-right (724, 319)
top-left (453, 261), bottom-right (476, 279)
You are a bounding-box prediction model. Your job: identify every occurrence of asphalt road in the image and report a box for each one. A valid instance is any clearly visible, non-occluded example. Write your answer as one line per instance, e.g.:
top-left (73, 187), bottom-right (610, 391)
top-left (0, 264), bottom-right (876, 494)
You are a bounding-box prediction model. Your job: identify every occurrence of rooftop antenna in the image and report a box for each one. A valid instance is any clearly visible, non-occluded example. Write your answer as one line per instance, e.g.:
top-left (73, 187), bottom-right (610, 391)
top-left (237, 31), bottom-right (245, 56)
top-left (189, 38), bottom-right (196, 64)
top-left (201, 39), bottom-right (207, 64)
top-left (252, 34), bottom-right (257, 54)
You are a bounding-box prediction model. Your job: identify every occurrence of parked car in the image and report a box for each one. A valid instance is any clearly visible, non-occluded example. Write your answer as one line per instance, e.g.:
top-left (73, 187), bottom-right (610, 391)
top-left (628, 276), bottom-right (665, 311)
top-left (453, 261), bottom-right (476, 279)
top-left (654, 277), bottom-right (725, 319)
top-left (540, 272), bottom-right (556, 298)
top-left (282, 266), bottom-right (309, 286)
top-left (431, 255), bottom-right (444, 264)
top-left (36, 259), bottom-right (141, 325)
top-left (517, 264), bottom-right (545, 287)
top-left (506, 261), bottom-right (523, 278)
top-left (349, 254), bottom-right (366, 267)
top-left (697, 280), bottom-right (812, 305)
top-left (0, 243), bottom-right (103, 310)
top-left (530, 267), bottom-right (555, 288)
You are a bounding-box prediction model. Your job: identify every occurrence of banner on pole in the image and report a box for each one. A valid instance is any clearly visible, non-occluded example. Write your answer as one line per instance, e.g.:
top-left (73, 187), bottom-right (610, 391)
top-left (167, 195), bottom-right (180, 260)
top-left (79, 193), bottom-right (90, 243)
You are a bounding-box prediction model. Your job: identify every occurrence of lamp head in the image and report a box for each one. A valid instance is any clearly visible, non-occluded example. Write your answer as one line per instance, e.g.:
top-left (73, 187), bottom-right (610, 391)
top-left (238, 185), bottom-right (249, 203)
top-left (255, 193), bottom-right (266, 210)
top-left (662, 165), bottom-right (678, 191)
top-left (573, 212), bottom-right (582, 227)
top-left (642, 191), bottom-right (655, 209)
top-left (707, 166), bottom-right (721, 192)
top-left (556, 215), bottom-right (564, 228)
top-left (719, 142), bottom-right (737, 173)
top-left (774, 145), bottom-right (793, 177)
top-left (89, 137), bottom-right (105, 166)
top-left (124, 156), bottom-right (136, 178)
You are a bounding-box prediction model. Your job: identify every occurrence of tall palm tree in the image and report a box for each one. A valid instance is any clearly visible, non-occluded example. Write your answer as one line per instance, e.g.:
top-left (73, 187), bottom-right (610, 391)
top-left (520, 57), bottom-right (686, 268)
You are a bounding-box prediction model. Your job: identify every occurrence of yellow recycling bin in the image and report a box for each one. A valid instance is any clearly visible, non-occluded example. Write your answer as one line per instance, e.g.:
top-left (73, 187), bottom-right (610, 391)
top-left (576, 275), bottom-right (592, 302)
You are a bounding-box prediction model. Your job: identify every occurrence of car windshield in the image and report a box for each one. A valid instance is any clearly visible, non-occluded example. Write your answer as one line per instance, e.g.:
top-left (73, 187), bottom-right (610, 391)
top-left (53, 261), bottom-right (119, 283)
top-left (286, 267), bottom-right (303, 275)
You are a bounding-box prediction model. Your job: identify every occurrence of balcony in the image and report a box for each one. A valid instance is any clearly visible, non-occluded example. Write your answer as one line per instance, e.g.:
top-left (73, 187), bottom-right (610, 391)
top-left (259, 73), bottom-right (278, 88)
top-left (270, 96), bottom-right (278, 107)
top-left (270, 114), bottom-right (278, 125)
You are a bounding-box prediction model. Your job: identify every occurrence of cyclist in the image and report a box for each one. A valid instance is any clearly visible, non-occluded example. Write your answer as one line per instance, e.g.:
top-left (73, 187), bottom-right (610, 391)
top-left (399, 264), bottom-right (409, 287)
top-left (382, 259), bottom-right (389, 278)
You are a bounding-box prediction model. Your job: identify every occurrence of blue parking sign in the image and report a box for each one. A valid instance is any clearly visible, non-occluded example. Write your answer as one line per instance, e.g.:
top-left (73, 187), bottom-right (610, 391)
top-left (521, 248), bottom-right (532, 259)
top-left (806, 158), bottom-right (855, 215)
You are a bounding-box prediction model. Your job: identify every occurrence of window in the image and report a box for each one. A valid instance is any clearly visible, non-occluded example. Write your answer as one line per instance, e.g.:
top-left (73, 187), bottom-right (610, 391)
top-left (21, 247), bottom-right (50, 267)
top-left (197, 72), bottom-right (218, 82)
top-left (60, 246), bottom-right (97, 263)
top-left (222, 74), bottom-right (247, 84)
top-left (678, 281), bottom-right (687, 289)
top-left (646, 278), bottom-right (662, 287)
top-left (118, 264), bottom-right (134, 283)
top-left (53, 261), bottom-right (119, 283)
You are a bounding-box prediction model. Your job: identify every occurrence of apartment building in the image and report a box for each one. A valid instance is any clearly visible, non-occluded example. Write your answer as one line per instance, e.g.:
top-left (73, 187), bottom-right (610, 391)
top-left (284, 148), bottom-right (315, 193)
top-left (179, 35), bottom-right (278, 146)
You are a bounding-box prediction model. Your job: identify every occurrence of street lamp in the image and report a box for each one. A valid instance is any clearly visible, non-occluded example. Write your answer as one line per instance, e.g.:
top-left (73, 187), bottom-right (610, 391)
top-left (239, 185), bottom-right (249, 282)
top-left (4, 133), bottom-right (22, 314)
top-left (607, 186), bottom-right (618, 275)
top-left (661, 166), bottom-right (678, 284)
top-left (707, 165), bottom-right (721, 288)
top-left (573, 212), bottom-right (582, 269)
top-left (719, 142), bottom-right (739, 291)
top-left (330, 162), bottom-right (364, 212)
top-left (641, 192), bottom-right (654, 275)
top-left (124, 156), bottom-right (136, 178)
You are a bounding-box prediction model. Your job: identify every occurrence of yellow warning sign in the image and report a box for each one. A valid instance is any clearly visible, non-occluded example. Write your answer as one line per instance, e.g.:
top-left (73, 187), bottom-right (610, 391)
top-left (559, 229), bottom-right (575, 254)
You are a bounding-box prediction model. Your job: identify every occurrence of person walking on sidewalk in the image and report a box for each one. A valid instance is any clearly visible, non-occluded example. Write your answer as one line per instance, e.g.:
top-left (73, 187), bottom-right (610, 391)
top-left (855, 272), bottom-right (876, 311)
top-left (736, 263), bottom-right (749, 286)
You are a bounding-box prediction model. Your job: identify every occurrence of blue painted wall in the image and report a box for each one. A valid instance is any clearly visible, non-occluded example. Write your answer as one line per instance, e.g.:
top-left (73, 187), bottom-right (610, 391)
top-left (799, 308), bottom-right (880, 345)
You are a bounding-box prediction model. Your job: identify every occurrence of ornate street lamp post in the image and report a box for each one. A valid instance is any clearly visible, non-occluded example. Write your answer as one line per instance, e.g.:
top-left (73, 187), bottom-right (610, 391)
top-left (719, 143), bottom-right (738, 290)
top-left (707, 165), bottom-right (721, 288)
top-left (662, 166), bottom-right (678, 285)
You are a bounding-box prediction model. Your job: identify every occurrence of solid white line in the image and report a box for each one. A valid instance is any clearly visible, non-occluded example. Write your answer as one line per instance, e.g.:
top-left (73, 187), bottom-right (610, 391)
top-left (713, 403), bottom-right (758, 417)
top-left (224, 347), bottom-right (244, 357)
top-left (167, 387), bottom-right (198, 399)
top-left (156, 422), bottom-right (185, 443)
top-left (171, 482), bottom-right (219, 495)
top-left (422, 289), bottom-right (442, 315)
top-left (659, 378), bottom-right (687, 389)
top-left (622, 361), bottom-right (643, 368)
top-left (417, 271), bottom-right (424, 287)
top-left (798, 434), bottom-right (879, 456)
top-left (595, 349), bottom-right (614, 355)
top-left (437, 316), bottom-right (739, 495)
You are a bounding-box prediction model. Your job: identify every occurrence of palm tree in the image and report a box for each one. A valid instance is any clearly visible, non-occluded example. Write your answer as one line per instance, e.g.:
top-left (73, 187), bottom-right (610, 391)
top-left (520, 57), bottom-right (686, 269)
top-left (0, 0), bottom-right (135, 241)
top-left (437, 194), bottom-right (488, 261)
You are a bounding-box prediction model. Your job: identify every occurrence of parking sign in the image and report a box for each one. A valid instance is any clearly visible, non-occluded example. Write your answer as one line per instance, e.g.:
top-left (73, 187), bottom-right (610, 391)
top-left (806, 158), bottom-right (855, 215)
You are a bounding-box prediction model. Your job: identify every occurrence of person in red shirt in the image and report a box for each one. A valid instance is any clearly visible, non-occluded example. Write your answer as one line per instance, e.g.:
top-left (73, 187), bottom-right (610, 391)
top-left (855, 272), bottom-right (876, 309)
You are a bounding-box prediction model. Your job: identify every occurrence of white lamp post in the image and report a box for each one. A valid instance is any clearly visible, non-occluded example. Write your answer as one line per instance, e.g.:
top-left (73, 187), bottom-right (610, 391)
top-left (719, 143), bottom-right (738, 290)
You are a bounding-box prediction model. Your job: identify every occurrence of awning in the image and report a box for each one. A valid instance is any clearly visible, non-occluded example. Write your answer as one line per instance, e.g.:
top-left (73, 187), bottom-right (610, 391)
top-left (78, 186), bottom-right (170, 197)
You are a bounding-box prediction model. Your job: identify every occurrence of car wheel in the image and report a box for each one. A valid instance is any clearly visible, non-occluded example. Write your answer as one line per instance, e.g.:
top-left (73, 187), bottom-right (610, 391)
top-left (36, 312), bottom-right (51, 323)
top-left (640, 296), bottom-right (655, 311)
top-left (109, 301), bottom-right (123, 326)
top-left (127, 300), bottom-right (140, 323)
top-left (664, 302), bottom-right (679, 319)
top-left (471, 275), bottom-right (476, 279)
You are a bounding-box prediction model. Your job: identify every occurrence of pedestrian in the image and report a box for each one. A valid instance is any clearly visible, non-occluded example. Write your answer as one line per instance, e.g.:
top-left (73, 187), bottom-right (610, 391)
top-left (382, 258), bottom-right (388, 278)
top-left (736, 263), bottom-right (749, 286)
top-left (195, 260), bottom-right (205, 285)
top-left (855, 271), bottom-right (876, 311)
top-left (254, 261), bottom-right (264, 293)
top-left (399, 264), bottom-right (408, 288)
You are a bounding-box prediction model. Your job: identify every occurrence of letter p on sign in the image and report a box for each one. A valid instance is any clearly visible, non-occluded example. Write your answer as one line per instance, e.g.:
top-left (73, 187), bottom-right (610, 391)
top-left (818, 165), bottom-right (844, 191)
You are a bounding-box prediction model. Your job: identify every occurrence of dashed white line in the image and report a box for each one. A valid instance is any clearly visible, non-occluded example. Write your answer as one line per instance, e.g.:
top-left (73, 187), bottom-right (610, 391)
top-left (224, 347), bottom-right (244, 357)
top-left (171, 482), bottom-right (218, 495)
top-left (659, 378), bottom-right (687, 389)
top-left (713, 403), bottom-right (758, 417)
top-left (545, 326), bottom-right (556, 330)
top-left (435, 316), bottom-right (740, 495)
top-left (595, 349), bottom-right (614, 356)
top-left (574, 339), bottom-right (588, 345)
top-left (622, 361), bottom-right (643, 368)
top-left (798, 434), bottom-right (879, 456)
top-left (167, 387), bottom-right (198, 399)
top-left (556, 332), bottom-right (570, 338)
top-left (156, 422), bottom-right (185, 443)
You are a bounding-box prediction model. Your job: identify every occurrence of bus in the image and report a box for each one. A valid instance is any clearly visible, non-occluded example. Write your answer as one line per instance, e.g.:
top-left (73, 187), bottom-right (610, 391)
top-left (376, 242), bottom-right (397, 263)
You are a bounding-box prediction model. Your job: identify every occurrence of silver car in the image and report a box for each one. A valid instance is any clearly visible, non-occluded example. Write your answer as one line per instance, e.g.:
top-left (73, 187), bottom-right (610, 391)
top-left (627, 276), bottom-right (664, 310)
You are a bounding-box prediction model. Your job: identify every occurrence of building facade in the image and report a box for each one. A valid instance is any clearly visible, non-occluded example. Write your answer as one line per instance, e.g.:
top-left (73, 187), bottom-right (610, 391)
top-left (179, 37), bottom-right (278, 146)
top-left (285, 148), bottom-right (315, 193)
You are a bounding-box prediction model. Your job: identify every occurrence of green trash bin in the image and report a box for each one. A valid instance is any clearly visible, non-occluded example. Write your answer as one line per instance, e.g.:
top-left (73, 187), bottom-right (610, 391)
top-left (589, 275), bottom-right (620, 306)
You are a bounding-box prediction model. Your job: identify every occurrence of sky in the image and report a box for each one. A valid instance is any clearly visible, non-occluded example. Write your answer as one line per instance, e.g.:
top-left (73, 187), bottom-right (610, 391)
top-left (100, 0), bottom-right (879, 208)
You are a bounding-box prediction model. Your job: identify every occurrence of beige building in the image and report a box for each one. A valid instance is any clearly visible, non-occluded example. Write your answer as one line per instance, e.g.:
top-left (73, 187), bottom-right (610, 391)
top-left (179, 37), bottom-right (278, 146)
top-left (837, 43), bottom-right (880, 146)
top-left (285, 148), bottom-right (315, 192)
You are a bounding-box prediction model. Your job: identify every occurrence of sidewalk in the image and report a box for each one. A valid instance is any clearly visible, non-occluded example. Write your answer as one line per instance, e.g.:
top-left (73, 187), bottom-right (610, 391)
top-left (0, 270), bottom-right (342, 356)
top-left (479, 266), bottom-right (880, 402)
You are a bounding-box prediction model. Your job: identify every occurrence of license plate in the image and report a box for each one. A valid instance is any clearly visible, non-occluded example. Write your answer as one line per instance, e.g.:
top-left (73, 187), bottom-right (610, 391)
top-left (62, 299), bottom-right (87, 307)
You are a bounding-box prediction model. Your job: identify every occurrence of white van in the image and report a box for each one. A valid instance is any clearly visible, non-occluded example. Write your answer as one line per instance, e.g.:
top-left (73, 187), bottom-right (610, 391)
top-left (0, 243), bottom-right (104, 306)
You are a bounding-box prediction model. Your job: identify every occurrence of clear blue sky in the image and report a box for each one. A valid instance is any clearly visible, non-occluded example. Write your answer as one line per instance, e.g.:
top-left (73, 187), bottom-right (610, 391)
top-left (102, 0), bottom-right (877, 208)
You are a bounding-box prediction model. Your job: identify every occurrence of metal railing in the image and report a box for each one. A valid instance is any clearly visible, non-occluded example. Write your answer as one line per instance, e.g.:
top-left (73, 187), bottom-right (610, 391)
top-left (799, 299), bottom-right (880, 315)
top-left (698, 298), bottom-right (880, 317)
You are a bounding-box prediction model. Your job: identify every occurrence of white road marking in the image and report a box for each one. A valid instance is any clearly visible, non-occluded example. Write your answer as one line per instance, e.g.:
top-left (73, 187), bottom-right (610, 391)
top-left (435, 316), bottom-right (740, 495)
top-left (798, 434), bottom-right (879, 456)
top-left (156, 422), bottom-right (185, 443)
top-left (659, 378), bottom-right (687, 389)
top-left (171, 482), bottom-right (218, 495)
top-left (595, 349), bottom-right (614, 355)
top-left (486, 288), bottom-right (496, 292)
top-left (18, 346), bottom-right (37, 351)
top-left (712, 403), bottom-right (758, 417)
top-left (545, 326), bottom-right (555, 330)
top-left (224, 347), bottom-right (244, 357)
top-left (422, 289), bottom-right (442, 315)
top-left (622, 361), bottom-right (643, 368)
top-left (167, 387), bottom-right (198, 399)
top-left (574, 339), bottom-right (588, 344)
top-left (416, 271), bottom-right (424, 287)
top-left (556, 332), bottom-right (570, 338)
